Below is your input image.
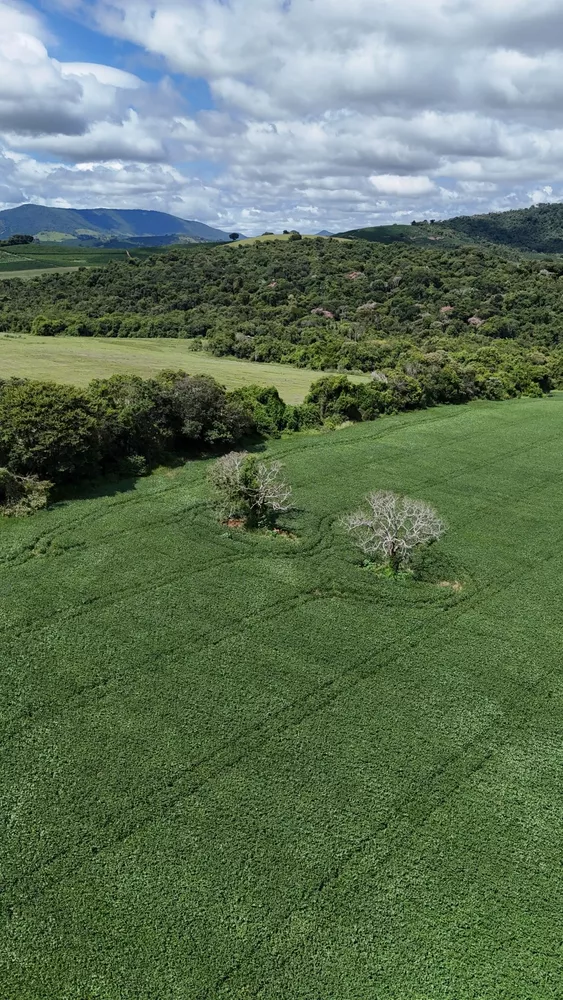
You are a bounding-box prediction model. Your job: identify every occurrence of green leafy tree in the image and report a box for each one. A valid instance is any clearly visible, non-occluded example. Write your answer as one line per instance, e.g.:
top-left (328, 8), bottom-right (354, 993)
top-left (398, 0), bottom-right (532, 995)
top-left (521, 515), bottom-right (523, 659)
top-left (0, 380), bottom-right (99, 481)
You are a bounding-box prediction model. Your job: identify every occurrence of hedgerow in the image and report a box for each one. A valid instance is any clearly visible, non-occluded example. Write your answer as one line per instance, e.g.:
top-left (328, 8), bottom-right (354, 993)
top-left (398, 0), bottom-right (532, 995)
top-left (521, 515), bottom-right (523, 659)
top-left (0, 335), bottom-right (552, 499)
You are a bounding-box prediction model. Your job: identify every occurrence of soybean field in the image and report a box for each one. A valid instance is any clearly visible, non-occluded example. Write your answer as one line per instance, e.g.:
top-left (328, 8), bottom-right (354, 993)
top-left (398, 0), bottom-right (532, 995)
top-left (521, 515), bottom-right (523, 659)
top-left (1, 397), bottom-right (561, 999)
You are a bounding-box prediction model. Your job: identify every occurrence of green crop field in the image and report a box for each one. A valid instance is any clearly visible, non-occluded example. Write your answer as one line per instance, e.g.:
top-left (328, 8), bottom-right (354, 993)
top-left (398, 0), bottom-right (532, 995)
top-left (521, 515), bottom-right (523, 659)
top-left (1, 397), bottom-right (562, 998)
top-left (0, 243), bottom-right (213, 275)
top-left (0, 335), bottom-right (368, 404)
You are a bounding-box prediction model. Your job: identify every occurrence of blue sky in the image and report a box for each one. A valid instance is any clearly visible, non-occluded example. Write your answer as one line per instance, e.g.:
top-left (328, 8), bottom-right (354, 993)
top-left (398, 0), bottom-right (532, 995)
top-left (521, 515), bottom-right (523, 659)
top-left (1, 0), bottom-right (563, 233)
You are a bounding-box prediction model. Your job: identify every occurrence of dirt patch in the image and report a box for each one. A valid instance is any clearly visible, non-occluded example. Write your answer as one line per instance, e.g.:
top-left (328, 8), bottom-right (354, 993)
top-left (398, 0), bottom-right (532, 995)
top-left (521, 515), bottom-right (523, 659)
top-left (438, 580), bottom-right (463, 593)
top-left (272, 527), bottom-right (297, 539)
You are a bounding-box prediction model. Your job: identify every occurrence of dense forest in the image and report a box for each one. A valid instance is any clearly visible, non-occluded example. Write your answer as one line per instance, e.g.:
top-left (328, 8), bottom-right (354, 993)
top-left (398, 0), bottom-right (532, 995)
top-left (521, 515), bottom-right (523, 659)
top-left (1, 237), bottom-right (562, 389)
top-left (340, 202), bottom-right (563, 254)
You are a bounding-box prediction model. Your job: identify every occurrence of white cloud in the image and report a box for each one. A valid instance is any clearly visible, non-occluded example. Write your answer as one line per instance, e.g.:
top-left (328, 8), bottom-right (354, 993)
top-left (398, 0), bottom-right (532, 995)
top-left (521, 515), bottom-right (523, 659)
top-left (370, 175), bottom-right (435, 197)
top-left (4, 0), bottom-right (563, 230)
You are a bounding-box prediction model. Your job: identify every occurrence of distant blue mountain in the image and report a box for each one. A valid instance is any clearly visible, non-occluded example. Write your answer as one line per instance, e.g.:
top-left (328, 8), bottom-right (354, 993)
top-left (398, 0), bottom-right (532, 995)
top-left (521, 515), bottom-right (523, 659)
top-left (0, 204), bottom-right (235, 244)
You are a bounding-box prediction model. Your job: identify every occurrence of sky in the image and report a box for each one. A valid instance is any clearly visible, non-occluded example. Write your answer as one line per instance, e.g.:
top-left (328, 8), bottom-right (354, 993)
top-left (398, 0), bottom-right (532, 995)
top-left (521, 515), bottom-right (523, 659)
top-left (2, 0), bottom-right (563, 234)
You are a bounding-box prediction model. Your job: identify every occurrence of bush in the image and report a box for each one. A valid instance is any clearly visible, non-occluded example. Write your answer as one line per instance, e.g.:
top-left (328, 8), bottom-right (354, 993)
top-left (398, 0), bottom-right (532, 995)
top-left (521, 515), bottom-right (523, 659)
top-left (88, 374), bottom-right (172, 467)
top-left (209, 451), bottom-right (293, 528)
top-left (305, 375), bottom-right (362, 422)
top-left (0, 468), bottom-right (52, 516)
top-left (158, 372), bottom-right (252, 448)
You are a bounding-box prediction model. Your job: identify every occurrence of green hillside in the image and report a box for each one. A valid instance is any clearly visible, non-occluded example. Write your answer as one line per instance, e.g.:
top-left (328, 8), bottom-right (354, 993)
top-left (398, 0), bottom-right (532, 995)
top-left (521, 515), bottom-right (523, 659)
top-left (1, 397), bottom-right (561, 998)
top-left (0, 204), bottom-right (232, 245)
top-left (1, 237), bottom-right (563, 382)
top-left (339, 201), bottom-right (563, 254)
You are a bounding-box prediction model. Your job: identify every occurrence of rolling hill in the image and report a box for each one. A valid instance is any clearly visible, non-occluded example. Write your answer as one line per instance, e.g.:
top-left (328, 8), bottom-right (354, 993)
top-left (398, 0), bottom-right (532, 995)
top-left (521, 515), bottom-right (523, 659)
top-left (338, 201), bottom-right (563, 254)
top-left (0, 204), bottom-right (233, 245)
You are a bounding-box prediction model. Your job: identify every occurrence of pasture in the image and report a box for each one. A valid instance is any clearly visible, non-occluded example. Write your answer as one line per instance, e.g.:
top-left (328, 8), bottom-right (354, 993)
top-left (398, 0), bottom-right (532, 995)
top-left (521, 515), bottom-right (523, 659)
top-left (0, 335), bottom-right (369, 404)
top-left (0, 397), bottom-right (561, 999)
top-left (0, 243), bottom-right (212, 275)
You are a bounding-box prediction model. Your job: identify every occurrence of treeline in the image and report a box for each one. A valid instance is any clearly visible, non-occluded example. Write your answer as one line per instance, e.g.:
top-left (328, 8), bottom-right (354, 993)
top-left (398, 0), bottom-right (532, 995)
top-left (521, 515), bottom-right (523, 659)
top-left (0, 343), bottom-right (552, 512)
top-left (1, 239), bottom-right (563, 376)
top-left (0, 372), bottom-right (253, 489)
top-left (0, 234), bottom-right (34, 248)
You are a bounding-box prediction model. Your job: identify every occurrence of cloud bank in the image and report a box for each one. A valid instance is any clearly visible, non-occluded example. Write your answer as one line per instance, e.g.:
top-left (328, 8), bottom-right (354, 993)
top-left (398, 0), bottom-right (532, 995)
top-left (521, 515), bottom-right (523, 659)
top-left (2, 0), bottom-right (563, 231)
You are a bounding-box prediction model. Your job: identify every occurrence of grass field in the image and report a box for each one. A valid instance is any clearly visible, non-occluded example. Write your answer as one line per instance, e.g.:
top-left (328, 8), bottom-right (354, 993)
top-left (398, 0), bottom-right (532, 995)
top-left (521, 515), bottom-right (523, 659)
top-left (0, 396), bottom-right (561, 999)
top-left (0, 335), bottom-right (369, 404)
top-left (0, 243), bottom-right (213, 274)
top-left (0, 266), bottom-right (84, 281)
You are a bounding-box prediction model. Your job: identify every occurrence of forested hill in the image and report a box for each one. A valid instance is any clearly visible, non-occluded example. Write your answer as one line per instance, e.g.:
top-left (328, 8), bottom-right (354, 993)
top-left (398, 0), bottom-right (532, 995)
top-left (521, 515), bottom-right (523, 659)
top-left (339, 202), bottom-right (563, 254)
top-left (0, 204), bottom-right (231, 245)
top-left (1, 238), bottom-right (562, 377)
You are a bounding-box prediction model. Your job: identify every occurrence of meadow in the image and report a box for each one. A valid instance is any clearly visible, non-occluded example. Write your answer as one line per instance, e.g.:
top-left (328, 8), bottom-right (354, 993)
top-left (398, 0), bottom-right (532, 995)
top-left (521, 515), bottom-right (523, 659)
top-left (0, 335), bottom-right (370, 404)
top-left (0, 242), bottom-right (211, 276)
top-left (0, 396), bottom-right (561, 999)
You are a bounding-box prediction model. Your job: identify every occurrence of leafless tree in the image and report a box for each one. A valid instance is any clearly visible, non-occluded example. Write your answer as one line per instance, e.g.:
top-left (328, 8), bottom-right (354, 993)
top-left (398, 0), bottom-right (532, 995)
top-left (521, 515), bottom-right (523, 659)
top-left (342, 490), bottom-right (445, 572)
top-left (209, 451), bottom-right (293, 528)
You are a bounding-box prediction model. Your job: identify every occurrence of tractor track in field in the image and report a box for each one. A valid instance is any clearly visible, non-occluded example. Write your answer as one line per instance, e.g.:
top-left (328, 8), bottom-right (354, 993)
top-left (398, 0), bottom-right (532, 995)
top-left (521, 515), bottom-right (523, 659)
top-left (3, 530), bottom-right (562, 909)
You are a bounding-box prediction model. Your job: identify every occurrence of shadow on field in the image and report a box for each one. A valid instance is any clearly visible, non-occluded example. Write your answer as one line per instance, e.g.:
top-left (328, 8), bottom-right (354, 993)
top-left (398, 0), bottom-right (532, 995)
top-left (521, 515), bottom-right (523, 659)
top-left (49, 440), bottom-right (271, 510)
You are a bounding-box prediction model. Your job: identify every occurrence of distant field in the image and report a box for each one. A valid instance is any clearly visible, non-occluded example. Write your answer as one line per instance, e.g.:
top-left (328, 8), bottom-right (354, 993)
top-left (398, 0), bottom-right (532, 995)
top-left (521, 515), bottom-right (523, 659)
top-left (0, 266), bottom-right (84, 281)
top-left (1, 397), bottom-right (561, 998)
top-left (0, 242), bottom-right (212, 274)
top-left (0, 335), bottom-right (368, 403)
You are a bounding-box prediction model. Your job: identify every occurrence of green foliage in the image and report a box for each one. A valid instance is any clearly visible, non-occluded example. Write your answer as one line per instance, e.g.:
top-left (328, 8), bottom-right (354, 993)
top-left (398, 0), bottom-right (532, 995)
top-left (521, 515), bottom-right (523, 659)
top-left (0, 380), bottom-right (99, 481)
top-left (0, 467), bottom-right (51, 516)
top-left (209, 450), bottom-right (293, 528)
top-left (0, 371), bottom-right (258, 490)
top-left (230, 384), bottom-right (288, 436)
top-left (0, 235), bottom-right (561, 385)
top-left (159, 371), bottom-right (252, 447)
top-left (340, 202), bottom-right (563, 254)
top-left (0, 234), bottom-right (34, 247)
top-left (88, 374), bottom-right (173, 467)
top-left (0, 399), bottom-right (561, 998)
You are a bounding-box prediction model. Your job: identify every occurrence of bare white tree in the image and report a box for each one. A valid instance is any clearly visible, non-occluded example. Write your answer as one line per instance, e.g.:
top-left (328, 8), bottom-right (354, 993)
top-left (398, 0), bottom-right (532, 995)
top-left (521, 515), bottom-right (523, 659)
top-left (209, 451), bottom-right (293, 528)
top-left (342, 490), bottom-right (445, 572)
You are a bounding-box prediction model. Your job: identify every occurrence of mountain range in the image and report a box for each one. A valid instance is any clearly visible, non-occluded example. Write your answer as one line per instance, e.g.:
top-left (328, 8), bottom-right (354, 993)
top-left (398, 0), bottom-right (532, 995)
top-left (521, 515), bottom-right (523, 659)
top-left (0, 204), bottom-right (233, 245)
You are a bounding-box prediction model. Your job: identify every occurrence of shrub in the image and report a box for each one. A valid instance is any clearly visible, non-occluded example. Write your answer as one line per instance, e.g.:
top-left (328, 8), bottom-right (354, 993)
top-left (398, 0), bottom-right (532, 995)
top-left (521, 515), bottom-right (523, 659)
top-left (88, 374), bottom-right (172, 467)
top-left (0, 468), bottom-right (52, 516)
top-left (343, 490), bottom-right (445, 573)
top-left (305, 375), bottom-right (362, 422)
top-left (209, 451), bottom-right (293, 528)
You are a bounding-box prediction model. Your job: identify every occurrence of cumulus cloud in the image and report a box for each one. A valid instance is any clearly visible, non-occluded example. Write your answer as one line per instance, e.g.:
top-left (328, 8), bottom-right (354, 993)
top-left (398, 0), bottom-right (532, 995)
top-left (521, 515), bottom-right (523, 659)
top-left (4, 0), bottom-right (563, 230)
top-left (370, 175), bottom-right (436, 197)
top-left (0, 0), bottom-right (175, 162)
